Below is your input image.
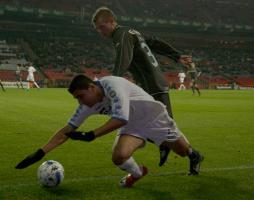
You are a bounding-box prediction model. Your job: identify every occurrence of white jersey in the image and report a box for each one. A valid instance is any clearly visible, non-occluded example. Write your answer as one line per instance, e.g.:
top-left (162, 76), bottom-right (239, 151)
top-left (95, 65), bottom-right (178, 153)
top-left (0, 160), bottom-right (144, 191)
top-left (178, 72), bottom-right (186, 83)
top-left (69, 76), bottom-right (156, 127)
top-left (68, 76), bottom-right (181, 146)
top-left (27, 66), bottom-right (36, 81)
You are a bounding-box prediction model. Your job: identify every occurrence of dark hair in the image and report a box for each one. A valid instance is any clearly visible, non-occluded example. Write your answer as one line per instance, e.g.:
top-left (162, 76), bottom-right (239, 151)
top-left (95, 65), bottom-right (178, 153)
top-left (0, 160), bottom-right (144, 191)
top-left (91, 7), bottom-right (116, 28)
top-left (68, 75), bottom-right (93, 94)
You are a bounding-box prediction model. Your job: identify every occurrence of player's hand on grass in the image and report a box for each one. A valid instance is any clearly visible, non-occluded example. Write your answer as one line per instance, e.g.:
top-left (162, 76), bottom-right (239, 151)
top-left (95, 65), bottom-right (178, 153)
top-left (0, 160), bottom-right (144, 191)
top-left (66, 131), bottom-right (95, 142)
top-left (15, 149), bottom-right (45, 169)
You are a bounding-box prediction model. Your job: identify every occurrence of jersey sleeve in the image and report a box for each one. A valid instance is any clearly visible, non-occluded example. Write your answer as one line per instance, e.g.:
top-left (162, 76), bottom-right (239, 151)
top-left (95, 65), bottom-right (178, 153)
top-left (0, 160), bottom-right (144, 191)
top-left (144, 35), bottom-right (181, 62)
top-left (30, 67), bottom-right (36, 73)
top-left (113, 30), bottom-right (134, 76)
top-left (101, 79), bottom-right (130, 122)
top-left (68, 105), bottom-right (94, 129)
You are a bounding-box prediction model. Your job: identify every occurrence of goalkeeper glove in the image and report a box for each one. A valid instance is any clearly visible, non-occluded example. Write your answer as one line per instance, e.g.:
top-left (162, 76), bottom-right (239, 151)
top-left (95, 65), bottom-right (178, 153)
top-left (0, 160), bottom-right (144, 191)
top-left (66, 131), bottom-right (95, 142)
top-left (15, 148), bottom-right (45, 169)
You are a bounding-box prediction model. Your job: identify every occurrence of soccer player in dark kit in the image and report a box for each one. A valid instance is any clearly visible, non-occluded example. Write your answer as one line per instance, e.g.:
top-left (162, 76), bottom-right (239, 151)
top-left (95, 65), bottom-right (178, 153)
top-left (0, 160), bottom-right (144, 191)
top-left (0, 79), bottom-right (6, 92)
top-left (187, 62), bottom-right (202, 96)
top-left (92, 7), bottom-right (193, 166)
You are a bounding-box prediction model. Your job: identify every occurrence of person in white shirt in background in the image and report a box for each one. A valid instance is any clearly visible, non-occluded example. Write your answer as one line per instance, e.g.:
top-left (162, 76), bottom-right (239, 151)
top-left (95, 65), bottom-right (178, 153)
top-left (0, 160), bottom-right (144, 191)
top-left (26, 63), bottom-right (40, 89)
top-left (178, 71), bottom-right (186, 90)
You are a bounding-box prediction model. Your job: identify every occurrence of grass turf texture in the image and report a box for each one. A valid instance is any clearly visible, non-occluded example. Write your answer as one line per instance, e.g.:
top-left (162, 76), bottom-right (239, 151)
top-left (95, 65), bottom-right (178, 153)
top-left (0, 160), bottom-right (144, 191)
top-left (0, 89), bottom-right (253, 200)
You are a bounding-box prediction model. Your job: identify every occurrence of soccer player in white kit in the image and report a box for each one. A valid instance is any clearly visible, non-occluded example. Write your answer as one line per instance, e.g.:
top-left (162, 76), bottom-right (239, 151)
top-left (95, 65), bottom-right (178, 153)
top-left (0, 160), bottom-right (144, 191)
top-left (178, 71), bottom-right (186, 90)
top-left (16, 75), bottom-right (204, 187)
top-left (26, 64), bottom-right (40, 89)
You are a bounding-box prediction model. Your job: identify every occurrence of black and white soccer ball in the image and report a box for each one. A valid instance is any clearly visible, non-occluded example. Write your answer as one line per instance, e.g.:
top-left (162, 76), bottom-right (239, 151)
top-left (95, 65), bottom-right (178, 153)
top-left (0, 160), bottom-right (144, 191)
top-left (37, 160), bottom-right (64, 187)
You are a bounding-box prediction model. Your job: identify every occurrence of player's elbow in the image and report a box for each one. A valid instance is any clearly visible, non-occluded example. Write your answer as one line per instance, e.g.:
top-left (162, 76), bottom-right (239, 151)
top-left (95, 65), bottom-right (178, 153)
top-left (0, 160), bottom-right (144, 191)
top-left (119, 119), bottom-right (128, 126)
top-left (112, 118), bottom-right (128, 126)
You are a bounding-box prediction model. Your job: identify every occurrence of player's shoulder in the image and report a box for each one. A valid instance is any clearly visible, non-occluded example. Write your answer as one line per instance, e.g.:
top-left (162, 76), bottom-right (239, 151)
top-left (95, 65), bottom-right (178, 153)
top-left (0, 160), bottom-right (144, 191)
top-left (99, 76), bottom-right (126, 85)
top-left (118, 26), bottom-right (141, 36)
top-left (72, 104), bottom-right (89, 117)
top-left (99, 76), bottom-right (130, 92)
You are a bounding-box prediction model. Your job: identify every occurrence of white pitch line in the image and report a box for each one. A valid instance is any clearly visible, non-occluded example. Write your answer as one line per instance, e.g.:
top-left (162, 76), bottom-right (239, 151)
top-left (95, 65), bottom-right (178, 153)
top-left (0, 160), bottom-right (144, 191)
top-left (150, 164), bottom-right (254, 177)
top-left (1, 164), bottom-right (254, 190)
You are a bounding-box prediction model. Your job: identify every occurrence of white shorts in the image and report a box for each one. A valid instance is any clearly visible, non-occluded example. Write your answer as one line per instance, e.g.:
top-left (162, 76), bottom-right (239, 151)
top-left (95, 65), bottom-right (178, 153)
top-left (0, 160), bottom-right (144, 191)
top-left (179, 78), bottom-right (185, 83)
top-left (27, 74), bottom-right (34, 82)
top-left (118, 109), bottom-right (182, 146)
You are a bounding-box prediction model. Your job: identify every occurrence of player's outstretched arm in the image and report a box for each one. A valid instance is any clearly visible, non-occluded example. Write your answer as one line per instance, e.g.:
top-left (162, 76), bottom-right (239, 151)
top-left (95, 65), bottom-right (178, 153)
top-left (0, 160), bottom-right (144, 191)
top-left (66, 118), bottom-right (127, 142)
top-left (15, 124), bottom-right (73, 169)
top-left (144, 35), bottom-right (181, 62)
top-left (93, 118), bottom-right (127, 138)
top-left (41, 124), bottom-right (73, 154)
top-left (15, 149), bottom-right (45, 169)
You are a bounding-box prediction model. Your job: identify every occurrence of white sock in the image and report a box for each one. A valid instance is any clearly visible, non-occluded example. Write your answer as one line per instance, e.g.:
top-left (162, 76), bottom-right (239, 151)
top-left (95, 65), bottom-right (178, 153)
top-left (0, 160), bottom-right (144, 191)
top-left (117, 157), bottom-right (142, 178)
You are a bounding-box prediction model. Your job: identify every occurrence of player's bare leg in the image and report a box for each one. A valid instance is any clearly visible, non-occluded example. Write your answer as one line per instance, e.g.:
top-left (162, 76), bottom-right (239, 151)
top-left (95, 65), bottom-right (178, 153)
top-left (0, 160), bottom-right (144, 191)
top-left (34, 81), bottom-right (40, 89)
top-left (26, 81), bottom-right (31, 90)
top-left (161, 136), bottom-right (204, 175)
top-left (112, 135), bottom-right (148, 187)
top-left (179, 84), bottom-right (186, 90)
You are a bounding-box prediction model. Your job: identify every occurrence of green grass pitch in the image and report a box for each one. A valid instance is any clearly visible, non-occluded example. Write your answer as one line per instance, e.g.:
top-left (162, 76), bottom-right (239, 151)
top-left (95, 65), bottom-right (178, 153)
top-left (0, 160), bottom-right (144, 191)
top-left (0, 88), bottom-right (254, 200)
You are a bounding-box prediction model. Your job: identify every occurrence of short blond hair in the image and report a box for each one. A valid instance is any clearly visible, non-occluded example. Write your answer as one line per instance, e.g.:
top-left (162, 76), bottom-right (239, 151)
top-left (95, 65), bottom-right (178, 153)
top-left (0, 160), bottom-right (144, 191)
top-left (91, 7), bottom-right (116, 27)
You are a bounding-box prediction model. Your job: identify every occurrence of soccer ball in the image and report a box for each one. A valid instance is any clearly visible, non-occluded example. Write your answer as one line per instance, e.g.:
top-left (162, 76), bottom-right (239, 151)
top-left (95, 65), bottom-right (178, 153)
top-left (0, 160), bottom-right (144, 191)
top-left (37, 160), bottom-right (64, 187)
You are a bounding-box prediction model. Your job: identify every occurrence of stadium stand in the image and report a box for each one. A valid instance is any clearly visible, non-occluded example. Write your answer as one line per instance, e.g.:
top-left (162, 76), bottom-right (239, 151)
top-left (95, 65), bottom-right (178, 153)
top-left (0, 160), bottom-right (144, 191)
top-left (235, 76), bottom-right (254, 87)
top-left (0, 1), bottom-right (253, 88)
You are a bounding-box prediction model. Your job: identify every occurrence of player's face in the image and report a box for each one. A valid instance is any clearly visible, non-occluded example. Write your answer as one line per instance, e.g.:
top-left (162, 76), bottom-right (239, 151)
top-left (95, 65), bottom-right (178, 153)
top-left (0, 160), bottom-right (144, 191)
top-left (95, 17), bottom-right (114, 38)
top-left (72, 85), bottom-right (100, 107)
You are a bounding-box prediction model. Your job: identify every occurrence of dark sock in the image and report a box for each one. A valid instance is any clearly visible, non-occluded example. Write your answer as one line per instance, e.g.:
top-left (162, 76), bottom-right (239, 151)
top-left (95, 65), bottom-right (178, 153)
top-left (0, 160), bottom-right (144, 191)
top-left (192, 86), bottom-right (195, 94)
top-left (1, 83), bottom-right (5, 91)
top-left (188, 149), bottom-right (199, 160)
top-left (196, 87), bottom-right (200, 95)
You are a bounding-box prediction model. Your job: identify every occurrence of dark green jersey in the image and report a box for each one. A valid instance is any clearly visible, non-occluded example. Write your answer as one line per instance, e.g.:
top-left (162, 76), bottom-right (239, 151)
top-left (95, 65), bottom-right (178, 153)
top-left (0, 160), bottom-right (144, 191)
top-left (111, 25), bottom-right (180, 95)
top-left (187, 63), bottom-right (201, 80)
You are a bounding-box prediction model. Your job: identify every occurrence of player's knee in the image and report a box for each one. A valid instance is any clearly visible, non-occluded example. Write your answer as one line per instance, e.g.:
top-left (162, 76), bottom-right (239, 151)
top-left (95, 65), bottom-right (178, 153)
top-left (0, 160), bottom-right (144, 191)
top-left (112, 151), bottom-right (131, 165)
top-left (178, 151), bottom-right (186, 157)
top-left (177, 148), bottom-right (189, 157)
top-left (112, 154), bottom-right (125, 165)
top-left (172, 145), bottom-right (189, 157)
